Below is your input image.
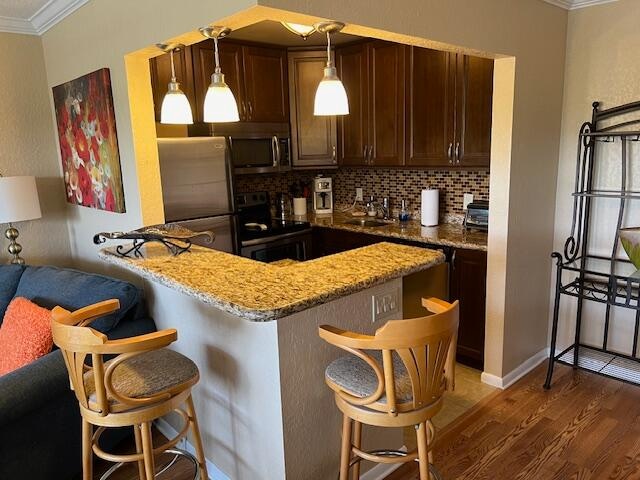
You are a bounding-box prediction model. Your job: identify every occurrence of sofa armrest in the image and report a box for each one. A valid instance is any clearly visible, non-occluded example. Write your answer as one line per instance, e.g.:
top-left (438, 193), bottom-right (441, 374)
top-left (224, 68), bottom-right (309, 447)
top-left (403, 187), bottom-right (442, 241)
top-left (0, 350), bottom-right (70, 429)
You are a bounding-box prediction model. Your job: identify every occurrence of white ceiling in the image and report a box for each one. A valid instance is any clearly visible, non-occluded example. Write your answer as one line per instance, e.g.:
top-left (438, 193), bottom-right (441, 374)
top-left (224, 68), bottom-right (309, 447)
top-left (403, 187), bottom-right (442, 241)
top-left (0, 0), bottom-right (88, 35)
top-left (0, 0), bottom-right (621, 36)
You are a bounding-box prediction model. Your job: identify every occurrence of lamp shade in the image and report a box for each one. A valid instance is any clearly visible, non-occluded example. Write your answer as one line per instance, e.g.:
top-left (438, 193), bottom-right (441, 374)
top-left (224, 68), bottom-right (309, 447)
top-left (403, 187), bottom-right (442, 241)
top-left (314, 66), bottom-right (349, 116)
top-left (0, 176), bottom-right (42, 224)
top-left (203, 76), bottom-right (240, 123)
top-left (160, 82), bottom-right (193, 124)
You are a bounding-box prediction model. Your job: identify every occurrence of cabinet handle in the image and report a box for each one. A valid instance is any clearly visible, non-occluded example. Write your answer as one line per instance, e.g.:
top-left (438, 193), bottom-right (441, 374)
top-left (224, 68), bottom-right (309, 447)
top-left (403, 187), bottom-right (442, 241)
top-left (248, 101), bottom-right (253, 119)
top-left (240, 101), bottom-right (246, 120)
top-left (368, 145), bottom-right (374, 164)
top-left (332, 145), bottom-right (337, 164)
top-left (363, 145), bottom-right (368, 162)
top-left (447, 142), bottom-right (453, 164)
top-left (455, 142), bottom-right (460, 164)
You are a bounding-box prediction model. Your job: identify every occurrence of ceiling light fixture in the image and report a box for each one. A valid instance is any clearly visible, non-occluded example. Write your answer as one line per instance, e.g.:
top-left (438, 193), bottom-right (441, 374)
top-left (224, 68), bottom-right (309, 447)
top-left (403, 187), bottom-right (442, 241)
top-left (281, 21), bottom-right (316, 40)
top-left (156, 43), bottom-right (194, 124)
top-left (199, 26), bottom-right (240, 123)
top-left (313, 21), bottom-right (349, 116)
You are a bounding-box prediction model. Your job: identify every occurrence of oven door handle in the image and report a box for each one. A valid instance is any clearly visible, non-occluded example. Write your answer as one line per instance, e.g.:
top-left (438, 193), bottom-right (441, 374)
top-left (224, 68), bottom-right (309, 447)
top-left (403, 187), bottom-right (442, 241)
top-left (240, 228), bottom-right (313, 247)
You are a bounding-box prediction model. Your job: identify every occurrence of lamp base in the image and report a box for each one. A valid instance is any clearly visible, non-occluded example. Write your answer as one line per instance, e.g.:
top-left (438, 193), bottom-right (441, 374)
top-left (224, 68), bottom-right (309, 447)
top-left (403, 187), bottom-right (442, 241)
top-left (5, 225), bottom-right (25, 265)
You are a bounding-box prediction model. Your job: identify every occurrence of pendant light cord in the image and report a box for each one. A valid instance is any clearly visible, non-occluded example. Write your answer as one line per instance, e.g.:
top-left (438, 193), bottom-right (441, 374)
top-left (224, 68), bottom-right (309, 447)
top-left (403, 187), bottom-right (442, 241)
top-left (169, 49), bottom-right (177, 83)
top-left (213, 37), bottom-right (221, 74)
top-left (326, 31), bottom-right (332, 67)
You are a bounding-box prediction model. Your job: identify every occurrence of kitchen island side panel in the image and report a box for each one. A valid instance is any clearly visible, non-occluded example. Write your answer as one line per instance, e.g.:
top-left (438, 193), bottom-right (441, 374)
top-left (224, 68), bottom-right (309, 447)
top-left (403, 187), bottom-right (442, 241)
top-left (277, 279), bottom-right (404, 480)
top-left (144, 280), bottom-right (286, 480)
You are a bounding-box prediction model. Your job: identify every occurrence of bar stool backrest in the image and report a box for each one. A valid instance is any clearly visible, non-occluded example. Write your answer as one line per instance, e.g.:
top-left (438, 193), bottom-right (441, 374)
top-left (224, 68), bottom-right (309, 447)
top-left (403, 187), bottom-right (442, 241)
top-left (51, 299), bottom-right (177, 417)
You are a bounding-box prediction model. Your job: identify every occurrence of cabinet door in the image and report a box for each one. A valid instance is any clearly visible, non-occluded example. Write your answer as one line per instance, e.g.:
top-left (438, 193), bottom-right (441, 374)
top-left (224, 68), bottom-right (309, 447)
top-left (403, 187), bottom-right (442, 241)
top-left (242, 46), bottom-right (289, 123)
top-left (368, 41), bottom-right (406, 166)
top-left (288, 51), bottom-right (338, 168)
top-left (336, 43), bottom-right (369, 166)
top-left (449, 248), bottom-right (487, 369)
top-left (150, 47), bottom-right (196, 123)
top-left (456, 55), bottom-right (493, 168)
top-left (406, 47), bottom-right (456, 167)
top-left (192, 40), bottom-right (245, 122)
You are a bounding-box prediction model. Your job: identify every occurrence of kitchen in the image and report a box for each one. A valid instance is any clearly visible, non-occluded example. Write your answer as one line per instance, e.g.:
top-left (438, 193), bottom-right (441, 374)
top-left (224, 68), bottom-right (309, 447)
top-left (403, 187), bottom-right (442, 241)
top-left (151, 19), bottom-right (491, 372)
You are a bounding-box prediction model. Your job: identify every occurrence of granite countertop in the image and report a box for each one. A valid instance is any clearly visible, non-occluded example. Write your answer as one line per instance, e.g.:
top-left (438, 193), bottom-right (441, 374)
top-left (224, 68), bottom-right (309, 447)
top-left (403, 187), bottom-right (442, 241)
top-left (100, 242), bottom-right (445, 322)
top-left (290, 211), bottom-right (487, 251)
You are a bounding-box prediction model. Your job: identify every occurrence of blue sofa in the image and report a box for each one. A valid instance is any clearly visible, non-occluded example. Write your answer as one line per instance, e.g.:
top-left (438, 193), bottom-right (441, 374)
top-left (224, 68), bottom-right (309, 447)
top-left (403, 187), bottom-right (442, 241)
top-left (0, 265), bottom-right (156, 480)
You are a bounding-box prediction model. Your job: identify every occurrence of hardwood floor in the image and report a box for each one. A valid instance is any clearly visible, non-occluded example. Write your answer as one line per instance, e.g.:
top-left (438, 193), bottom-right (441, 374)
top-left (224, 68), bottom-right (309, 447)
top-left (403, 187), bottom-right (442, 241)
top-left (387, 363), bottom-right (640, 480)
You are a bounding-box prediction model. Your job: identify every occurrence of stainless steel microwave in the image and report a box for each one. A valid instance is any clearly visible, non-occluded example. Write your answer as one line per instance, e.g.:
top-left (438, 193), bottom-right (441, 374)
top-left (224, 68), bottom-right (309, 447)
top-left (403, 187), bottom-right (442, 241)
top-left (188, 122), bottom-right (291, 175)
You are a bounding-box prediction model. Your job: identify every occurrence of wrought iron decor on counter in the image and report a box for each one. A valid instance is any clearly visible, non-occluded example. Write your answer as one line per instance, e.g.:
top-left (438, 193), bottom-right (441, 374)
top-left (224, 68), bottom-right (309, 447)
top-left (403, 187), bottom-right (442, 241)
top-left (93, 224), bottom-right (214, 257)
top-left (544, 100), bottom-right (640, 390)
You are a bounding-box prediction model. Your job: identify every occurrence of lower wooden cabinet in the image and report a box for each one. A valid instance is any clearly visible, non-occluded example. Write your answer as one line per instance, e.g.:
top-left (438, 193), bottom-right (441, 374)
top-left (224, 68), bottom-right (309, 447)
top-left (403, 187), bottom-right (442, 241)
top-left (312, 227), bottom-right (487, 369)
top-left (449, 248), bottom-right (487, 369)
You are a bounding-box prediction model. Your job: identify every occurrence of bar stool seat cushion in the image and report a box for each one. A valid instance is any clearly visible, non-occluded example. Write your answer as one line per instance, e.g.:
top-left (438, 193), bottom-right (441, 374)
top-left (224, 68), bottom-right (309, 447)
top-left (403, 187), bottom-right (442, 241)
top-left (325, 351), bottom-right (413, 403)
top-left (84, 348), bottom-right (198, 406)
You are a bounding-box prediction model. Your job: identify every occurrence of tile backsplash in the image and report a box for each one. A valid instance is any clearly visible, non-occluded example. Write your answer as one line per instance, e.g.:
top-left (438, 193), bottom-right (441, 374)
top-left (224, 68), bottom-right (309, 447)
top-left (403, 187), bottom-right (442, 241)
top-left (234, 167), bottom-right (489, 221)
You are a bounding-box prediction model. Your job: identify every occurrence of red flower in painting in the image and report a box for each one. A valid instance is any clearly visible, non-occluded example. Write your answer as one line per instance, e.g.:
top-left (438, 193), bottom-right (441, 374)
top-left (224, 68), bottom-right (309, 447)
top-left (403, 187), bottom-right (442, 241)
top-left (58, 105), bottom-right (70, 131)
top-left (59, 133), bottom-right (72, 162)
top-left (105, 187), bottom-right (115, 212)
top-left (77, 166), bottom-right (93, 207)
top-left (91, 137), bottom-right (100, 163)
top-left (74, 128), bottom-right (90, 163)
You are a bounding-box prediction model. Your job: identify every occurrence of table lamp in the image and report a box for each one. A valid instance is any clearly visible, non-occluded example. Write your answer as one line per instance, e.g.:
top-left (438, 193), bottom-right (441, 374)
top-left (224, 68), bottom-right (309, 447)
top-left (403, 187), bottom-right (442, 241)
top-left (0, 175), bottom-right (42, 265)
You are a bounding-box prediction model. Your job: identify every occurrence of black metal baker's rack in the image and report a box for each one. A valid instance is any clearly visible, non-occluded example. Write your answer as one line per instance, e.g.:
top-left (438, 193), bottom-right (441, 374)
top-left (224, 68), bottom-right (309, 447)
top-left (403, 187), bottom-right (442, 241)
top-left (544, 101), bottom-right (640, 389)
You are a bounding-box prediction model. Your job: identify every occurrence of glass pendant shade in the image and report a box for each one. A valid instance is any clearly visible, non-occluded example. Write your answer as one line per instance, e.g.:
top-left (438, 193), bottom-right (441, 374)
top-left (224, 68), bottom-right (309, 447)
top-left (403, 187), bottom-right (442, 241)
top-left (281, 22), bottom-right (316, 40)
top-left (160, 81), bottom-right (193, 124)
top-left (314, 66), bottom-right (349, 116)
top-left (203, 73), bottom-right (240, 122)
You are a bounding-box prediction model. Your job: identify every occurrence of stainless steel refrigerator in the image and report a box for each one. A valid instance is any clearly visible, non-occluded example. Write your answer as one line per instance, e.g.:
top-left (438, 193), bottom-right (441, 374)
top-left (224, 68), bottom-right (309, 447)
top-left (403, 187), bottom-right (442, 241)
top-left (157, 137), bottom-right (237, 253)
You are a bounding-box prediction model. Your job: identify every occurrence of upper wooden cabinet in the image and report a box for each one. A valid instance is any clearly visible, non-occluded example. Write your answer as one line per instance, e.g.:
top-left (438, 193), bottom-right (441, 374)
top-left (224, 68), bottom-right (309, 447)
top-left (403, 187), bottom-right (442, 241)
top-left (149, 47), bottom-right (196, 123)
top-left (288, 51), bottom-right (337, 168)
top-left (151, 41), bottom-right (289, 123)
top-left (337, 41), bottom-right (406, 167)
top-left (407, 47), bottom-right (493, 168)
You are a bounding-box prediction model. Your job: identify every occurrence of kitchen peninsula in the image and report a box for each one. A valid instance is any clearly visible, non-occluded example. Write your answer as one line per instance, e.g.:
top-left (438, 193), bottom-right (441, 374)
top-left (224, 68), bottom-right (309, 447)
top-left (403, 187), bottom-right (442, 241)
top-left (101, 242), bottom-right (445, 479)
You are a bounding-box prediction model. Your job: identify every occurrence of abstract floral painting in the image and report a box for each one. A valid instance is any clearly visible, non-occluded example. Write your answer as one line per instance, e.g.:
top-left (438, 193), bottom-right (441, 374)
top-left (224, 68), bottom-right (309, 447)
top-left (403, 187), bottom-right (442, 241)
top-left (52, 68), bottom-right (126, 213)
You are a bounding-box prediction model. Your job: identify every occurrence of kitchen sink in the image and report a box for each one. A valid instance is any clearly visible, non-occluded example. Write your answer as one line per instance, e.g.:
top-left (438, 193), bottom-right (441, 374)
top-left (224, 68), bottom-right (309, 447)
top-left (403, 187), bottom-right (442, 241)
top-left (342, 219), bottom-right (391, 227)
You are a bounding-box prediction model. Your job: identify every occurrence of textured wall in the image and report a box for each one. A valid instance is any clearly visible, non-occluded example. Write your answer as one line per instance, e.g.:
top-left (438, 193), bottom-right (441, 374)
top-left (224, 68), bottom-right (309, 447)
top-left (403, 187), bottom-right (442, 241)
top-left (0, 33), bottom-right (71, 266)
top-left (551, 0), bottom-right (640, 354)
top-left (235, 167), bottom-right (490, 220)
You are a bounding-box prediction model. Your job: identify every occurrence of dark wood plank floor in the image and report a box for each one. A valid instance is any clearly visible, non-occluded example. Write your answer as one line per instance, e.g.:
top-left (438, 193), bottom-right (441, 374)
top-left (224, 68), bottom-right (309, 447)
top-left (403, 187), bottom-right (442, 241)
top-left (387, 363), bottom-right (640, 480)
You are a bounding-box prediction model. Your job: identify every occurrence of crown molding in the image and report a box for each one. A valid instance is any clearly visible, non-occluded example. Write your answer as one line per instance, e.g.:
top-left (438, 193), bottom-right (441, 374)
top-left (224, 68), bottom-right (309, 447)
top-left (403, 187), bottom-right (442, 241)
top-left (0, 0), bottom-right (88, 36)
top-left (543, 0), bottom-right (619, 10)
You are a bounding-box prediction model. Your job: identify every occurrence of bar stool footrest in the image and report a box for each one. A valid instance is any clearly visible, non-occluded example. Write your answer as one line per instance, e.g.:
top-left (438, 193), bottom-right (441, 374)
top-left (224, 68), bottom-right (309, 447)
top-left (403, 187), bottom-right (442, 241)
top-left (98, 448), bottom-right (201, 480)
top-left (347, 449), bottom-right (442, 480)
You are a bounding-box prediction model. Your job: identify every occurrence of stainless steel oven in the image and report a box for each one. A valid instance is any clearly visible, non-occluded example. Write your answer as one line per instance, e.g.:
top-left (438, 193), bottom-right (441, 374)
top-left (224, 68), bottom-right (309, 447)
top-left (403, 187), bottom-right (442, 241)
top-left (189, 122), bottom-right (291, 175)
top-left (240, 229), bottom-right (312, 263)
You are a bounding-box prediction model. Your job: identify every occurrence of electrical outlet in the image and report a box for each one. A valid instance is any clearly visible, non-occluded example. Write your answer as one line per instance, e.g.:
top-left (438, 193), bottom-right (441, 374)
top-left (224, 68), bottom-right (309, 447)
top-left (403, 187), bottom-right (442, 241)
top-left (372, 290), bottom-right (400, 323)
top-left (355, 188), bottom-right (363, 202)
top-left (463, 193), bottom-right (474, 211)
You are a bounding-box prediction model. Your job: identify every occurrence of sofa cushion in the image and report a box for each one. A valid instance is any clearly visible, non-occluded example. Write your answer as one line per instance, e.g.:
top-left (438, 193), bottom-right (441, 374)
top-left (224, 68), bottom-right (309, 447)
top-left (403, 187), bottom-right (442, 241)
top-left (14, 266), bottom-right (140, 333)
top-left (0, 298), bottom-right (53, 376)
top-left (0, 265), bottom-right (26, 324)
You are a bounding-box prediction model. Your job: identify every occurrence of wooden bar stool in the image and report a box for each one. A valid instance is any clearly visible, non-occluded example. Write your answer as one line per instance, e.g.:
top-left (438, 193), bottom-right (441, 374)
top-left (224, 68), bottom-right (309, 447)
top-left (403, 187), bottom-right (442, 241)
top-left (319, 297), bottom-right (459, 480)
top-left (51, 299), bottom-right (209, 480)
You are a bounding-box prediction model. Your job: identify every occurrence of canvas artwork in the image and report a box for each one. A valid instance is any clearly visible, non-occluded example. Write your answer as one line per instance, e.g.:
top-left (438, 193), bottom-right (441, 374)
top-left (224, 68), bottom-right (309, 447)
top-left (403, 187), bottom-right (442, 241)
top-left (52, 68), bottom-right (126, 213)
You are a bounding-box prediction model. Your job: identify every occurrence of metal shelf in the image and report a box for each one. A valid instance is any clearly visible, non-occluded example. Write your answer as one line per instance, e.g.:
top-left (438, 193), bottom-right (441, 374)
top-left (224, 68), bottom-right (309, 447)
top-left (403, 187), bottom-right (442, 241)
top-left (555, 344), bottom-right (640, 386)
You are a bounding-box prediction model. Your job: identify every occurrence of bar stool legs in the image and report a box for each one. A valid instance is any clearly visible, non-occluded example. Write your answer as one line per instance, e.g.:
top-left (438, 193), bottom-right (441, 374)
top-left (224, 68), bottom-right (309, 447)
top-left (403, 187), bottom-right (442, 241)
top-left (340, 415), bottom-right (353, 480)
top-left (416, 423), bottom-right (431, 480)
top-left (82, 419), bottom-right (93, 480)
top-left (186, 394), bottom-right (209, 479)
top-left (133, 425), bottom-right (146, 480)
top-left (352, 421), bottom-right (362, 480)
top-left (140, 422), bottom-right (156, 480)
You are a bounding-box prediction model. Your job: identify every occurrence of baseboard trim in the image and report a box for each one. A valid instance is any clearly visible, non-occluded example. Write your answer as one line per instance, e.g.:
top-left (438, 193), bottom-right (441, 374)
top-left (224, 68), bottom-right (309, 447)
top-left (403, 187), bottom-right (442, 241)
top-left (481, 348), bottom-right (550, 389)
top-left (154, 417), bottom-right (228, 480)
top-left (360, 445), bottom-right (407, 480)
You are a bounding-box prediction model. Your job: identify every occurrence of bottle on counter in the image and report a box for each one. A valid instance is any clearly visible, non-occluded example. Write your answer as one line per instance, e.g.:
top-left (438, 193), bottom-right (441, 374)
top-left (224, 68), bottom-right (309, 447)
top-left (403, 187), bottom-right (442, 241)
top-left (366, 195), bottom-right (377, 217)
top-left (399, 199), bottom-right (411, 223)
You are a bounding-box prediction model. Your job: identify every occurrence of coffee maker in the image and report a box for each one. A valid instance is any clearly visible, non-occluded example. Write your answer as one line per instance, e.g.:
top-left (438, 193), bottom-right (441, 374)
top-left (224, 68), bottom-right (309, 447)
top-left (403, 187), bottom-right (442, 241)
top-left (312, 176), bottom-right (333, 214)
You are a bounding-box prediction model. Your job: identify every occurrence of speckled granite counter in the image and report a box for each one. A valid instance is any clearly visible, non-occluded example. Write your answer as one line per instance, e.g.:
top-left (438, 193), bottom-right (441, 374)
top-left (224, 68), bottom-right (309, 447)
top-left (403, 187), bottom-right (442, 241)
top-left (292, 211), bottom-right (487, 251)
top-left (100, 242), bottom-right (444, 322)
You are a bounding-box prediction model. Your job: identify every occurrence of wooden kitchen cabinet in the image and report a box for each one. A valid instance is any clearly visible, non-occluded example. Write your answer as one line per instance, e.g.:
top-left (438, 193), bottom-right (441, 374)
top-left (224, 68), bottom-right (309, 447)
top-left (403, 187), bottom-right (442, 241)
top-left (407, 47), bottom-right (493, 168)
top-left (242, 45), bottom-right (289, 123)
top-left (337, 41), bottom-right (405, 167)
top-left (150, 47), bottom-right (196, 123)
top-left (449, 248), bottom-right (487, 369)
top-left (288, 51), bottom-right (337, 168)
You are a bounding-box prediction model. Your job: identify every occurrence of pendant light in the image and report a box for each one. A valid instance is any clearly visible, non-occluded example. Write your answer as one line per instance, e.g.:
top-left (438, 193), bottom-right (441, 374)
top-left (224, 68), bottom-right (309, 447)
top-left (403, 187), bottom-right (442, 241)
top-left (156, 43), bottom-right (193, 124)
top-left (313, 21), bottom-right (349, 116)
top-left (199, 26), bottom-right (240, 123)
top-left (281, 22), bottom-right (316, 40)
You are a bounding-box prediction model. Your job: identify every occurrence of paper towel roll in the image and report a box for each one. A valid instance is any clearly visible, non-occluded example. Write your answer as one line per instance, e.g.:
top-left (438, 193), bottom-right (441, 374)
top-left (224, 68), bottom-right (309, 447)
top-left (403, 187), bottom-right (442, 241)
top-left (421, 189), bottom-right (439, 226)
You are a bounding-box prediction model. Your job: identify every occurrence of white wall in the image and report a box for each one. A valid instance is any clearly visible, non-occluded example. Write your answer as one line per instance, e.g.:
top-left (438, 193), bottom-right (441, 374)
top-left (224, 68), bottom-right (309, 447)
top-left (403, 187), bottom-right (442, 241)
top-left (551, 0), bottom-right (640, 354)
top-left (0, 33), bottom-right (71, 266)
